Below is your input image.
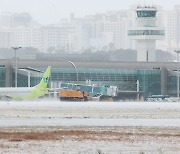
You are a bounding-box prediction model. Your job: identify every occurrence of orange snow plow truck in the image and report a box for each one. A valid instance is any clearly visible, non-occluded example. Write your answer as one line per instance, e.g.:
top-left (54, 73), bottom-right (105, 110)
top-left (59, 89), bottom-right (89, 101)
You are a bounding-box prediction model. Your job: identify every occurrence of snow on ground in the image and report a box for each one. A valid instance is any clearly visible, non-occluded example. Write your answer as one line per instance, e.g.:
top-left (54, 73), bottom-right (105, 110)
top-left (0, 100), bottom-right (179, 153)
top-left (0, 126), bottom-right (179, 153)
top-left (0, 99), bottom-right (180, 109)
top-left (0, 139), bottom-right (179, 154)
top-left (0, 118), bottom-right (180, 127)
top-left (0, 100), bottom-right (180, 127)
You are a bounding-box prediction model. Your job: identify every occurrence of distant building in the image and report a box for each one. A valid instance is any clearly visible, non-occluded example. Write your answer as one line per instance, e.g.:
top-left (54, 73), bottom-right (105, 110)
top-left (0, 12), bottom-right (32, 28)
top-left (12, 26), bottom-right (40, 49)
top-left (83, 11), bottom-right (131, 51)
top-left (0, 6), bottom-right (179, 53)
top-left (0, 27), bottom-right (12, 48)
top-left (158, 5), bottom-right (180, 52)
top-left (39, 25), bottom-right (79, 53)
top-left (174, 5), bottom-right (180, 47)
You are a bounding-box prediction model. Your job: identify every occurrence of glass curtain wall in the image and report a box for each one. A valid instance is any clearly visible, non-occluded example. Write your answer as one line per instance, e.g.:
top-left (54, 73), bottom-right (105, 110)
top-left (14, 67), bottom-right (162, 97)
top-left (167, 74), bottom-right (179, 96)
top-left (138, 69), bottom-right (161, 97)
top-left (51, 68), bottom-right (138, 91)
top-left (0, 66), bottom-right (5, 87)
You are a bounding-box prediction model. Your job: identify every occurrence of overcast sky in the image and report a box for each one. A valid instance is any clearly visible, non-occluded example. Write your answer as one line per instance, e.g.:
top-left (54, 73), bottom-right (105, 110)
top-left (0, 0), bottom-right (179, 24)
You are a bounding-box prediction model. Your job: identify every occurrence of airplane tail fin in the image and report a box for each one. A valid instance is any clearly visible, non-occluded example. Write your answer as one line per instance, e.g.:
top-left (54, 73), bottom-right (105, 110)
top-left (37, 66), bottom-right (51, 89)
top-left (11, 66), bottom-right (51, 100)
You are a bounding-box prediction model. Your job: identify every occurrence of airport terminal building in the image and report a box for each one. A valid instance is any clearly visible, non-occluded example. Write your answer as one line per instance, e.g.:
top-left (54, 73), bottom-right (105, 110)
top-left (0, 59), bottom-right (179, 99)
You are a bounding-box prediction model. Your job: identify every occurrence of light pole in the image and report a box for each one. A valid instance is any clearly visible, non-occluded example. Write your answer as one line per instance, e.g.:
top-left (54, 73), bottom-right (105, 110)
top-left (59, 59), bottom-right (78, 83)
top-left (12, 47), bottom-right (22, 87)
top-left (174, 50), bottom-right (180, 98)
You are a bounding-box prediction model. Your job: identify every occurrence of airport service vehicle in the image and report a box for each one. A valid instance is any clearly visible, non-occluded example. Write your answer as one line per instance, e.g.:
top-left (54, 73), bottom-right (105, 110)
top-left (59, 89), bottom-right (89, 101)
top-left (0, 66), bottom-right (51, 101)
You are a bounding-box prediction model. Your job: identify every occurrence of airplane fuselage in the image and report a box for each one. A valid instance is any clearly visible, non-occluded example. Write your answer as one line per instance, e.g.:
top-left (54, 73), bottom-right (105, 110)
top-left (0, 87), bottom-right (34, 97)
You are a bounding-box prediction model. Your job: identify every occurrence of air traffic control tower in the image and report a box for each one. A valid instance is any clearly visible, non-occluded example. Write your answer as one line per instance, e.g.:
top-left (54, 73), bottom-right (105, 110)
top-left (128, 6), bottom-right (165, 62)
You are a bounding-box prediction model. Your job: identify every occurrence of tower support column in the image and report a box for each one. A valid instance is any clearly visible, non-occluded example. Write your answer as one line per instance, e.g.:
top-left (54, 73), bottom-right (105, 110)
top-left (136, 40), bottom-right (156, 62)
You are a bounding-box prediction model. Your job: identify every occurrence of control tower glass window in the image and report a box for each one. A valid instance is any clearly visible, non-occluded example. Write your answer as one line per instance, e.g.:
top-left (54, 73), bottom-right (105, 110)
top-left (137, 11), bottom-right (156, 17)
top-left (128, 30), bottom-right (165, 36)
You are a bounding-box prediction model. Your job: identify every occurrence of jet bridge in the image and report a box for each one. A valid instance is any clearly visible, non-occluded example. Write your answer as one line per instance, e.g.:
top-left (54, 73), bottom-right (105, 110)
top-left (18, 67), bottom-right (44, 87)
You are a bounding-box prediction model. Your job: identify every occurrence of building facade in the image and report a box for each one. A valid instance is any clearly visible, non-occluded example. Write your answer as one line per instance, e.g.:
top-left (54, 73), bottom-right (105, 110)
top-left (0, 60), bottom-right (179, 99)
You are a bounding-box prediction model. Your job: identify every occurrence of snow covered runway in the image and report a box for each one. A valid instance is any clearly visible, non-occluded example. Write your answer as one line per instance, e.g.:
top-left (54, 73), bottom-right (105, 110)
top-left (1, 118), bottom-right (180, 127)
top-left (0, 100), bottom-right (179, 153)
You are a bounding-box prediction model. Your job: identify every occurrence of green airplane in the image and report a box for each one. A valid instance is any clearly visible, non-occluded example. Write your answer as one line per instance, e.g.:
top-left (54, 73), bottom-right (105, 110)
top-left (0, 66), bottom-right (51, 101)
